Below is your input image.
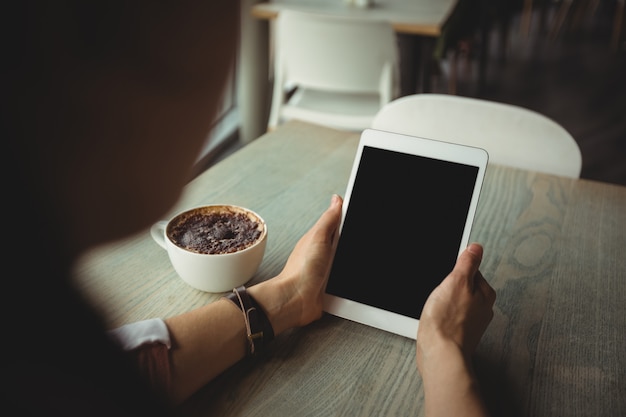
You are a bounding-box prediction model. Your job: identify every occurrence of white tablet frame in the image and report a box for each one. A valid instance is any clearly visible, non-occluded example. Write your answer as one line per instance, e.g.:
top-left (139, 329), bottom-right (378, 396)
top-left (323, 128), bottom-right (489, 339)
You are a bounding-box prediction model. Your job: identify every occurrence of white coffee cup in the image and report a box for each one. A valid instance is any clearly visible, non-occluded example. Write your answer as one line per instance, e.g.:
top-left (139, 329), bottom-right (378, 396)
top-left (150, 205), bottom-right (267, 293)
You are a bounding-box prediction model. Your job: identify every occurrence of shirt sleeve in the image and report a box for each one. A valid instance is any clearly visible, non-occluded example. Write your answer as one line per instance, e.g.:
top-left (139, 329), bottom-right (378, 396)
top-left (108, 318), bottom-right (171, 350)
top-left (107, 318), bottom-right (172, 398)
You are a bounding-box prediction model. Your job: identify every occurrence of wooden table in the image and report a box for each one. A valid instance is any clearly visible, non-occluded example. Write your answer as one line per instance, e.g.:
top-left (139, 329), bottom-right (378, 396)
top-left (76, 121), bottom-right (626, 417)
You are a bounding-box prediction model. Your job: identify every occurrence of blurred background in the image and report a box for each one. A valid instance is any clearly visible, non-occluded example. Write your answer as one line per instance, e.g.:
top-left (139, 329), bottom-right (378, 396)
top-left (199, 0), bottom-right (626, 187)
top-left (436, 0), bottom-right (626, 186)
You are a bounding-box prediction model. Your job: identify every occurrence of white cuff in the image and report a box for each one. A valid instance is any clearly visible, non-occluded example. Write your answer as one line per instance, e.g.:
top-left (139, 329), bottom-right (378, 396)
top-left (107, 318), bottom-right (171, 351)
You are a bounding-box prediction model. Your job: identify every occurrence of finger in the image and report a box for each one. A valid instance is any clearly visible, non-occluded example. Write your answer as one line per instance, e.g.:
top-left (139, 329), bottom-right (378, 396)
top-left (451, 243), bottom-right (483, 290)
top-left (312, 194), bottom-right (343, 245)
top-left (465, 242), bottom-right (483, 261)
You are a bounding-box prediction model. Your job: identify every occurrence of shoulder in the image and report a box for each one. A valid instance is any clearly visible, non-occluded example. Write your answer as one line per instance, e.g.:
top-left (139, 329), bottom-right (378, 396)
top-left (5, 278), bottom-right (172, 417)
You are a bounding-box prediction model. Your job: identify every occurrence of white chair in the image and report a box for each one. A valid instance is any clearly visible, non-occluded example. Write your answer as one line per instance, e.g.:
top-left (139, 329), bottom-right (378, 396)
top-left (371, 94), bottom-right (582, 178)
top-left (268, 10), bottom-right (399, 132)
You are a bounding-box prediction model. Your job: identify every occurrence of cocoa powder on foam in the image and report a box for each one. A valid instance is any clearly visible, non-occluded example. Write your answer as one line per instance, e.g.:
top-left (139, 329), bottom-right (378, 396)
top-left (168, 208), bottom-right (263, 254)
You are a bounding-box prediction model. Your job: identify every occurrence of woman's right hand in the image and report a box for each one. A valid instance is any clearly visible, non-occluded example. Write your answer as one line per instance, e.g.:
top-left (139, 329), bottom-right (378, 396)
top-left (415, 243), bottom-right (496, 417)
top-left (416, 243), bottom-right (495, 366)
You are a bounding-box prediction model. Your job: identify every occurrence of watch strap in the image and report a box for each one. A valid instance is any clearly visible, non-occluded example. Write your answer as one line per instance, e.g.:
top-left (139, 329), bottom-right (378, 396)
top-left (224, 286), bottom-right (274, 355)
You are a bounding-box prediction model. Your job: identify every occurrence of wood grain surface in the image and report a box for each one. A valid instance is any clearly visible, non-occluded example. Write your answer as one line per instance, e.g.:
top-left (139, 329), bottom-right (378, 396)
top-left (75, 121), bottom-right (626, 417)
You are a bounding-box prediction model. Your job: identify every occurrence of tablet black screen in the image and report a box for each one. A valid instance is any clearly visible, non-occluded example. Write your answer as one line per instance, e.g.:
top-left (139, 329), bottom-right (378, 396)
top-left (326, 146), bottom-right (479, 319)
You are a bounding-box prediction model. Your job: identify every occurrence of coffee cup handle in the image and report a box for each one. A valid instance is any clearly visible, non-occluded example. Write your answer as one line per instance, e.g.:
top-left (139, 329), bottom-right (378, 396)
top-left (150, 221), bottom-right (169, 250)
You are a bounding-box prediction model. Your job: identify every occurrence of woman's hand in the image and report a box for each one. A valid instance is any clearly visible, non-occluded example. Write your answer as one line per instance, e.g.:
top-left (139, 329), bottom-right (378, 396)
top-left (415, 243), bottom-right (496, 417)
top-left (163, 195), bottom-right (343, 403)
top-left (417, 243), bottom-right (496, 364)
top-left (249, 194), bottom-right (343, 335)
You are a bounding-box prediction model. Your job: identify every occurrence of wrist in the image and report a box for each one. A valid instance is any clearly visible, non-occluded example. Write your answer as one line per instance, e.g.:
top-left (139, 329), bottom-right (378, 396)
top-left (417, 338), bottom-right (477, 386)
top-left (247, 278), bottom-right (300, 337)
top-left (223, 286), bottom-right (274, 356)
top-left (417, 339), bottom-right (489, 416)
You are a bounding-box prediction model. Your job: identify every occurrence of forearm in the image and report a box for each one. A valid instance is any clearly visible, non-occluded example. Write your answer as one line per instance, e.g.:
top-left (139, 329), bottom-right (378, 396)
top-left (163, 277), bottom-right (299, 404)
top-left (155, 195), bottom-right (341, 404)
top-left (163, 298), bottom-right (247, 404)
top-left (419, 343), bottom-right (490, 417)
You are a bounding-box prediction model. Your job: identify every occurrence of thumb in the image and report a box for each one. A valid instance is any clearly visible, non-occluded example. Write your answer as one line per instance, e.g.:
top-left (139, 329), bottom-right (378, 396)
top-left (314, 194), bottom-right (343, 245)
top-left (452, 243), bottom-right (483, 291)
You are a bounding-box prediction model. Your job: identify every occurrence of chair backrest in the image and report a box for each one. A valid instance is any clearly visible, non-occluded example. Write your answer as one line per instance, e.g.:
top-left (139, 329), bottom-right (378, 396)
top-left (273, 10), bottom-right (398, 94)
top-left (371, 94), bottom-right (582, 178)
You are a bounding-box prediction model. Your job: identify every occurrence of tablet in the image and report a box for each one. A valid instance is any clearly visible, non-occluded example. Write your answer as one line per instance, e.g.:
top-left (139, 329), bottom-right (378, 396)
top-left (323, 128), bottom-right (488, 339)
